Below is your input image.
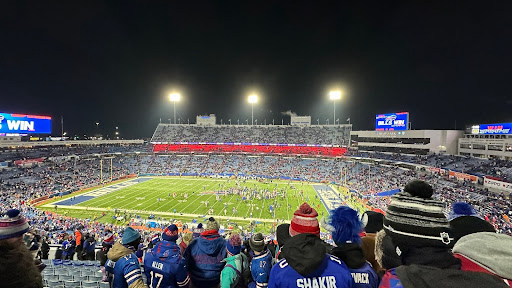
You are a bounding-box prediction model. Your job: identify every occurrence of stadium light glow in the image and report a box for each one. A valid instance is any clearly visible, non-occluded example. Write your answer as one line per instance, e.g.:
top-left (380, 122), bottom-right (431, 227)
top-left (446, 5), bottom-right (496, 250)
top-left (169, 93), bottom-right (181, 124)
top-left (248, 94), bottom-right (258, 125)
top-left (248, 94), bottom-right (258, 104)
top-left (169, 93), bottom-right (181, 102)
top-left (329, 90), bottom-right (342, 100)
top-left (329, 90), bottom-right (343, 125)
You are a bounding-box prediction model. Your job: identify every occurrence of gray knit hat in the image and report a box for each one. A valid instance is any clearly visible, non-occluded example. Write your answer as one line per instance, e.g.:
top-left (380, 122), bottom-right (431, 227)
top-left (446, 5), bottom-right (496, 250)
top-left (206, 217), bottom-right (220, 231)
top-left (249, 233), bottom-right (265, 252)
top-left (383, 180), bottom-right (453, 248)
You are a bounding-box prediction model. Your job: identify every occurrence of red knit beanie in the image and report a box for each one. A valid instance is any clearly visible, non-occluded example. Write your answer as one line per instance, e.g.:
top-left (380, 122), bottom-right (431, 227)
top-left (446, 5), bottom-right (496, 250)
top-left (289, 203), bottom-right (320, 236)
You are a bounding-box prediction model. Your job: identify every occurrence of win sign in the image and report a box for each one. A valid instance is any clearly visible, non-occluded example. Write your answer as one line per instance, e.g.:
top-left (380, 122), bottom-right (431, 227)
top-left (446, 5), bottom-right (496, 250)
top-left (0, 113), bottom-right (51, 134)
top-left (376, 112), bottom-right (409, 131)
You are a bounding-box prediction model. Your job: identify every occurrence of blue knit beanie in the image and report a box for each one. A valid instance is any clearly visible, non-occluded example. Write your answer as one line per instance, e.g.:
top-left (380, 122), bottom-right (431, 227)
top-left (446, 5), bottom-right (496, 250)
top-left (122, 227), bottom-right (140, 245)
top-left (226, 234), bottom-right (242, 256)
top-left (162, 224), bottom-right (179, 242)
top-left (448, 202), bottom-right (481, 221)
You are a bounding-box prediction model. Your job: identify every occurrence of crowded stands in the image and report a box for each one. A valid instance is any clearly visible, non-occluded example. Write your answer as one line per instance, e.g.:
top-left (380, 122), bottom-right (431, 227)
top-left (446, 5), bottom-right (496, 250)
top-left (151, 124), bottom-right (352, 146)
top-left (0, 138), bottom-right (511, 287)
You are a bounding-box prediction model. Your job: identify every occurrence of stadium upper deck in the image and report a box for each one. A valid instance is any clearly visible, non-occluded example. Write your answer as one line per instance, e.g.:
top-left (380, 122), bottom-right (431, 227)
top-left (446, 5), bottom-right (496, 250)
top-left (150, 123), bottom-right (352, 146)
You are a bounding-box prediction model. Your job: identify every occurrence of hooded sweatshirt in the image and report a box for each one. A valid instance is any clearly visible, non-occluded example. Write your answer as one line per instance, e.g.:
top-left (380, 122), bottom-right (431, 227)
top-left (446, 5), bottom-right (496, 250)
top-left (452, 232), bottom-right (512, 286)
top-left (331, 243), bottom-right (379, 288)
top-left (105, 241), bottom-right (146, 288)
top-left (183, 230), bottom-right (227, 288)
top-left (268, 233), bottom-right (353, 288)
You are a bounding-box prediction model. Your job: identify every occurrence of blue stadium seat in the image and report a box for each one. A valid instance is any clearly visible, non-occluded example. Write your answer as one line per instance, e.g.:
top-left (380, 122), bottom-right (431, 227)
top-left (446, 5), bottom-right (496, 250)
top-left (81, 281), bottom-right (98, 288)
top-left (64, 280), bottom-right (80, 287)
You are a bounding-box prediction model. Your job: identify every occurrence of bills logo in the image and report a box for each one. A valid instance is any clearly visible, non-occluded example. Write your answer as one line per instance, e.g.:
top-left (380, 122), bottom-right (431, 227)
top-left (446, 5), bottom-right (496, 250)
top-left (384, 114), bottom-right (397, 125)
top-left (377, 115), bottom-right (405, 127)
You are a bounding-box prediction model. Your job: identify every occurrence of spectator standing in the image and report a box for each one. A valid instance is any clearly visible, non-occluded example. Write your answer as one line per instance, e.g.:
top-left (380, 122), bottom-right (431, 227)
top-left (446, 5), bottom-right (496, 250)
top-left (360, 211), bottom-right (384, 274)
top-left (221, 233), bottom-right (250, 288)
top-left (192, 223), bottom-right (204, 239)
top-left (268, 203), bottom-right (353, 288)
top-left (184, 217), bottom-right (226, 288)
top-left (75, 225), bottom-right (83, 260)
top-left (144, 224), bottom-right (190, 288)
top-left (98, 233), bottom-right (115, 282)
top-left (83, 234), bottom-right (96, 260)
top-left (41, 236), bottom-right (50, 260)
top-left (327, 206), bottom-right (379, 288)
top-left (248, 233), bottom-right (272, 288)
top-left (105, 227), bottom-right (146, 288)
top-left (377, 180), bottom-right (508, 288)
top-left (272, 224), bottom-right (291, 261)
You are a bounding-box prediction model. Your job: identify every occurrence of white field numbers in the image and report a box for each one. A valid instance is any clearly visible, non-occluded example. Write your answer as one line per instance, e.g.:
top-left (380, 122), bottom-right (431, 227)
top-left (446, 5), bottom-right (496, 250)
top-left (149, 271), bottom-right (164, 288)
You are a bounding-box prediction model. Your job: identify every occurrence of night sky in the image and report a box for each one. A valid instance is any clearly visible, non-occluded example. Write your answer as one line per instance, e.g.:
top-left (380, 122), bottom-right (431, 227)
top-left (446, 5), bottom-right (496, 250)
top-left (1, 2), bottom-right (511, 139)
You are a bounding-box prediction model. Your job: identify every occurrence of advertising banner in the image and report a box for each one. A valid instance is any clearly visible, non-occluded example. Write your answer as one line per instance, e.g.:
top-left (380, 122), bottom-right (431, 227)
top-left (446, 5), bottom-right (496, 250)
top-left (471, 123), bottom-right (512, 135)
top-left (484, 177), bottom-right (512, 193)
top-left (448, 171), bottom-right (478, 183)
top-left (0, 112), bottom-right (51, 134)
top-left (375, 112), bottom-right (408, 131)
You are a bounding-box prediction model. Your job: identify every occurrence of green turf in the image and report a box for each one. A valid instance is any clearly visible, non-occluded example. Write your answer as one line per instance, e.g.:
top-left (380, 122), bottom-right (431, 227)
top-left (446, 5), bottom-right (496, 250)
top-left (74, 177), bottom-right (329, 221)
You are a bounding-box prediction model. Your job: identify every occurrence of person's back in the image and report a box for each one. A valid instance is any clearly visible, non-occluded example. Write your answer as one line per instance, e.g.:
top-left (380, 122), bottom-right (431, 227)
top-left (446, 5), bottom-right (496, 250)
top-left (143, 240), bottom-right (190, 288)
top-left (331, 244), bottom-right (378, 288)
top-left (183, 217), bottom-right (226, 288)
top-left (268, 234), bottom-right (353, 288)
top-left (328, 206), bottom-right (379, 288)
top-left (248, 233), bottom-right (272, 288)
top-left (105, 227), bottom-right (146, 288)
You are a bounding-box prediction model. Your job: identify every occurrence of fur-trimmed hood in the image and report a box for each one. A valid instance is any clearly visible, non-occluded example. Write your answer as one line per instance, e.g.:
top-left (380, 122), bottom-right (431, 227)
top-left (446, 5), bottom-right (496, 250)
top-left (0, 240), bottom-right (43, 288)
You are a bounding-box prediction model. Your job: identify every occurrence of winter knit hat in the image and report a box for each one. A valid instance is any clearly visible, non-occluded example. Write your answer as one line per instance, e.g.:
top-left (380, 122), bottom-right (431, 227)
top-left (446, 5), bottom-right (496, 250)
top-left (151, 234), bottom-right (161, 245)
top-left (192, 223), bottom-right (204, 239)
top-left (226, 234), bottom-right (242, 256)
top-left (0, 209), bottom-right (30, 240)
top-left (162, 224), bottom-right (179, 242)
top-left (182, 233), bottom-right (193, 246)
top-left (448, 202), bottom-right (482, 221)
top-left (383, 180), bottom-right (453, 248)
top-left (250, 233), bottom-right (265, 252)
top-left (362, 211), bottom-right (384, 234)
top-left (276, 224), bottom-right (291, 247)
top-left (122, 227), bottom-right (141, 245)
top-left (289, 203), bottom-right (320, 236)
top-left (103, 233), bottom-right (115, 246)
top-left (206, 217), bottom-right (220, 231)
top-left (449, 216), bottom-right (495, 243)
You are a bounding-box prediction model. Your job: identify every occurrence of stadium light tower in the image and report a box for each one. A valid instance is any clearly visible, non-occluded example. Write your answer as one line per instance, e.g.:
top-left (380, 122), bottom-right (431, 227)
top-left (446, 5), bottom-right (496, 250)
top-left (169, 93), bottom-right (181, 124)
top-left (248, 94), bottom-right (258, 125)
top-left (329, 90), bottom-right (342, 125)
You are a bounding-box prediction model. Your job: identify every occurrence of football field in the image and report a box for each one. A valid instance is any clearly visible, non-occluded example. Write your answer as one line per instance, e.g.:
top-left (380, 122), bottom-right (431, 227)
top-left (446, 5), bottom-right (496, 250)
top-left (59, 177), bottom-right (329, 222)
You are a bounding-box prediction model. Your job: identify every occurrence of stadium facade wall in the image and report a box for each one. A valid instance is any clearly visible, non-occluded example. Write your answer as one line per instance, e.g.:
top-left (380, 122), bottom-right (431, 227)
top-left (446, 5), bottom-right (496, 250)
top-left (351, 130), bottom-right (463, 155)
top-left (458, 137), bottom-right (512, 160)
